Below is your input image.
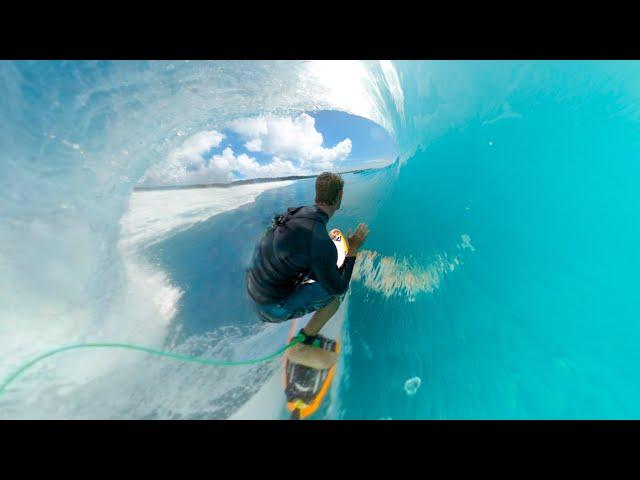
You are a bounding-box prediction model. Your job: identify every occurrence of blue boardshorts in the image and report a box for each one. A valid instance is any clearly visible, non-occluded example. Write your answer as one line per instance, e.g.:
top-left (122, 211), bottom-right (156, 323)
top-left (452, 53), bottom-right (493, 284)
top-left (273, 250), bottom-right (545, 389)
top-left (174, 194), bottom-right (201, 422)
top-left (250, 281), bottom-right (341, 323)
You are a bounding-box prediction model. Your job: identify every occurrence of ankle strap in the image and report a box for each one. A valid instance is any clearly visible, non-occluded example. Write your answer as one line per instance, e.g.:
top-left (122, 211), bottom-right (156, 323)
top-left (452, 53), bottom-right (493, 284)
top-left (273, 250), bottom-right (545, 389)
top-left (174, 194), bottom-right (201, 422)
top-left (299, 329), bottom-right (322, 348)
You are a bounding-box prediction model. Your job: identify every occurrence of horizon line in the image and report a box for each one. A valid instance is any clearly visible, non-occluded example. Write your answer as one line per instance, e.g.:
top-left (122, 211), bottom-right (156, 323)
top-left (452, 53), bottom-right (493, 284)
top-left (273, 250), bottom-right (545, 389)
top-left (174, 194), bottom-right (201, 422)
top-left (133, 160), bottom-right (397, 192)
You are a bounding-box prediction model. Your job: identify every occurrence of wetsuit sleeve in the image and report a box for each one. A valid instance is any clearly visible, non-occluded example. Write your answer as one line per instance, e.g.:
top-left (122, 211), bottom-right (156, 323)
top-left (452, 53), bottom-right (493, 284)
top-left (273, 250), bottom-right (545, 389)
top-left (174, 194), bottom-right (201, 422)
top-left (310, 223), bottom-right (357, 295)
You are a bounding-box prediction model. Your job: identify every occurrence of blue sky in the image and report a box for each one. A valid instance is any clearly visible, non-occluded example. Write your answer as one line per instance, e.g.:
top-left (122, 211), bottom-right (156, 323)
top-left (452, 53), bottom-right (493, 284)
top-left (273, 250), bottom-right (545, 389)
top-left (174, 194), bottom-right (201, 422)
top-left (309, 110), bottom-right (397, 168)
top-left (140, 110), bottom-right (397, 186)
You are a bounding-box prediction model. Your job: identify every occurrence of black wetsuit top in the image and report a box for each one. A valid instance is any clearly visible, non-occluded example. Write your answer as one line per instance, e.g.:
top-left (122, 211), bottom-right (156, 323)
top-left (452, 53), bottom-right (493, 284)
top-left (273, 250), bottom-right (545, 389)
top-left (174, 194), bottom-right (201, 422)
top-left (246, 205), bottom-right (357, 304)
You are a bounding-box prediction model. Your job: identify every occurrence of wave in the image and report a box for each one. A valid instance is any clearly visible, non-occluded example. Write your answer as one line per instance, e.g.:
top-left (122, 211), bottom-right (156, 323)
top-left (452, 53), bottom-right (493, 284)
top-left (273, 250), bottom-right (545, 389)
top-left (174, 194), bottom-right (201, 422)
top-left (0, 60), bottom-right (509, 418)
top-left (7, 60), bottom-right (630, 418)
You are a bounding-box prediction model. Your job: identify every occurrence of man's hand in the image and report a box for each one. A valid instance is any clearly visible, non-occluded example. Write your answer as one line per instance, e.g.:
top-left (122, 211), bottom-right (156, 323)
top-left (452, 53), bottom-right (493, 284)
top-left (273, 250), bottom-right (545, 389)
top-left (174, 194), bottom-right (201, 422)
top-left (347, 223), bottom-right (369, 256)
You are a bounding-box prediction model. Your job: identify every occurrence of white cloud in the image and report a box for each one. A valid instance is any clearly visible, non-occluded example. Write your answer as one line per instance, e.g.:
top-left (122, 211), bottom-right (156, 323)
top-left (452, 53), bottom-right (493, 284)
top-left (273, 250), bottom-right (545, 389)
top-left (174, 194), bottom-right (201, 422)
top-left (245, 138), bottom-right (263, 152)
top-left (141, 138), bottom-right (301, 186)
top-left (211, 147), bottom-right (300, 179)
top-left (141, 130), bottom-right (229, 185)
top-left (227, 113), bottom-right (352, 170)
top-left (140, 113), bottom-right (352, 186)
top-left (178, 130), bottom-right (225, 158)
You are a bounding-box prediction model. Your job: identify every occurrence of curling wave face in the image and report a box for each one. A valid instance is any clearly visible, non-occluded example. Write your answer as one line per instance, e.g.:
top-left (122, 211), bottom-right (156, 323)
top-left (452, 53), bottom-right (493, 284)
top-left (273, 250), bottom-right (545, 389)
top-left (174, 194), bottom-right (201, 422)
top-left (3, 60), bottom-right (640, 419)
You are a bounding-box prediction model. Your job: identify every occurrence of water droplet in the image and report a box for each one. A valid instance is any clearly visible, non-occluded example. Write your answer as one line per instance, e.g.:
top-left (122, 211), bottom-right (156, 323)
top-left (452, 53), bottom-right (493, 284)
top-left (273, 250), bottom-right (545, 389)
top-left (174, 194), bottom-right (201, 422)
top-left (404, 376), bottom-right (421, 396)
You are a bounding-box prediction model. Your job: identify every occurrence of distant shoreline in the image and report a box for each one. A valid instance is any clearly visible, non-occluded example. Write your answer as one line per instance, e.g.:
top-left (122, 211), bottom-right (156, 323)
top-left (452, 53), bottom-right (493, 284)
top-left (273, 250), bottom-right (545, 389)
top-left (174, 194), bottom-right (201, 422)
top-left (133, 160), bottom-right (397, 192)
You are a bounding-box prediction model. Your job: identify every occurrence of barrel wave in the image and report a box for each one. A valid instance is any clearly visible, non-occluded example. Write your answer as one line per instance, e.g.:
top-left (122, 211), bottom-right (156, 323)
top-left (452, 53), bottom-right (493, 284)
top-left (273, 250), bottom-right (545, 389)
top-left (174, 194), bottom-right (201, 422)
top-left (1, 60), bottom-right (640, 419)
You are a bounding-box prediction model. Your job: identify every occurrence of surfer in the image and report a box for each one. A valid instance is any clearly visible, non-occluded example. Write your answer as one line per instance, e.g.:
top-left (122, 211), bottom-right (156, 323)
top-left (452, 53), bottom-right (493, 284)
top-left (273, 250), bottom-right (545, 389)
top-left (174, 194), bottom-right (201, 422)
top-left (246, 172), bottom-right (369, 370)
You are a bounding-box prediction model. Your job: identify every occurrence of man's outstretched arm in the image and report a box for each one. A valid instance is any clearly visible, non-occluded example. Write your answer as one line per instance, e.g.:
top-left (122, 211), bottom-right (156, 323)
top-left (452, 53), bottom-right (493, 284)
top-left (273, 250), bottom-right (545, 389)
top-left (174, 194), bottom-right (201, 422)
top-left (310, 225), bottom-right (356, 295)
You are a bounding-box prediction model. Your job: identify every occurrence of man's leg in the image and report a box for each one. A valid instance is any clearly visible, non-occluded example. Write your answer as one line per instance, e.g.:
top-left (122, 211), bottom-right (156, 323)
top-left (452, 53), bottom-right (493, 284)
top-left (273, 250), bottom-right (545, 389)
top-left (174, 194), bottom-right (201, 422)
top-left (286, 296), bottom-right (341, 369)
top-left (302, 296), bottom-right (340, 336)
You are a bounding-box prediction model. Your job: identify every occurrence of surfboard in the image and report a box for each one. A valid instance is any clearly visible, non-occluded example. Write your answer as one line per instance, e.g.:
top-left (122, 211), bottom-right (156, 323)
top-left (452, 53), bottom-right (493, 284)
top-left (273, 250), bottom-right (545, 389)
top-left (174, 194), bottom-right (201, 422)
top-left (283, 228), bottom-right (348, 420)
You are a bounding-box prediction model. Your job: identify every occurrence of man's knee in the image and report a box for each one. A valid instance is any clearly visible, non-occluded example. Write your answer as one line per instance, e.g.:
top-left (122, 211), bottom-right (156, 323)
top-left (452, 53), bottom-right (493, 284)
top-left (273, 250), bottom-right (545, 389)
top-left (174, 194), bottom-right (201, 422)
top-left (313, 296), bottom-right (339, 314)
top-left (326, 295), bottom-right (341, 310)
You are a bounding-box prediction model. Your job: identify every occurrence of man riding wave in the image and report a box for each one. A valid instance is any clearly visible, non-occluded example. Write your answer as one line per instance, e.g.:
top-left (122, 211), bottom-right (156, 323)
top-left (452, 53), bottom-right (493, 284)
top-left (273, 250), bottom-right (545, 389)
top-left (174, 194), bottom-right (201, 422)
top-left (246, 172), bottom-right (369, 369)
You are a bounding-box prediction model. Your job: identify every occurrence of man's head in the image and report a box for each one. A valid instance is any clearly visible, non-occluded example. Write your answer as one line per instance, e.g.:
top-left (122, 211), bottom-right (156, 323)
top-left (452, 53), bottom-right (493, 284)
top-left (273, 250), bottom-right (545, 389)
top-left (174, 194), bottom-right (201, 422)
top-left (315, 172), bottom-right (344, 211)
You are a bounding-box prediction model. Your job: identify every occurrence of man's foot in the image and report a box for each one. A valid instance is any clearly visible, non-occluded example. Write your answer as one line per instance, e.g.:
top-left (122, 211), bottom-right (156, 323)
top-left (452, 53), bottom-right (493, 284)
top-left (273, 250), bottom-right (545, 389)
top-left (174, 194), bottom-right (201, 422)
top-left (286, 343), bottom-right (338, 370)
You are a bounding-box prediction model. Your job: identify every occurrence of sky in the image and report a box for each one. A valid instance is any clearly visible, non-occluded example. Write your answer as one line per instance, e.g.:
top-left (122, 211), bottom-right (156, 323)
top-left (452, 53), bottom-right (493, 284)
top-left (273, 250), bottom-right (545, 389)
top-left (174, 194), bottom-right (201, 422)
top-left (139, 110), bottom-right (397, 186)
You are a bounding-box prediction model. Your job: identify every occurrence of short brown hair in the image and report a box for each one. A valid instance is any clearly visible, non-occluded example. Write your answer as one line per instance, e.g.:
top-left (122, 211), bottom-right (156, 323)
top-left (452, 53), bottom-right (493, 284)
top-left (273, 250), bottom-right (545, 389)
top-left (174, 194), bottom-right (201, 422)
top-left (315, 172), bottom-right (344, 206)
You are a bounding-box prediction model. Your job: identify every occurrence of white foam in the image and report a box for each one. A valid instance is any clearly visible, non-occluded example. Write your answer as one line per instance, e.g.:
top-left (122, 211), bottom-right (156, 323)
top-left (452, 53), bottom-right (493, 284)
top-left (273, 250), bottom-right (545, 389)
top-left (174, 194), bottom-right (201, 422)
top-left (300, 61), bottom-right (381, 126)
top-left (1, 179), bottom-right (295, 419)
top-left (404, 376), bottom-right (422, 396)
top-left (380, 60), bottom-right (405, 117)
top-left (482, 102), bottom-right (523, 125)
top-left (460, 234), bottom-right (476, 252)
top-left (352, 251), bottom-right (454, 302)
top-left (119, 181), bottom-right (293, 251)
top-left (350, 233), bottom-right (477, 303)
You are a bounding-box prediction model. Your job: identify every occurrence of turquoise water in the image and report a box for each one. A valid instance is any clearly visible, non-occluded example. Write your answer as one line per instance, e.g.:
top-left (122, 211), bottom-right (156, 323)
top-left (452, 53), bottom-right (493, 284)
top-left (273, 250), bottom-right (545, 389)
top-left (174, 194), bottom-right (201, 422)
top-left (2, 61), bottom-right (640, 419)
top-left (349, 61), bottom-right (640, 419)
